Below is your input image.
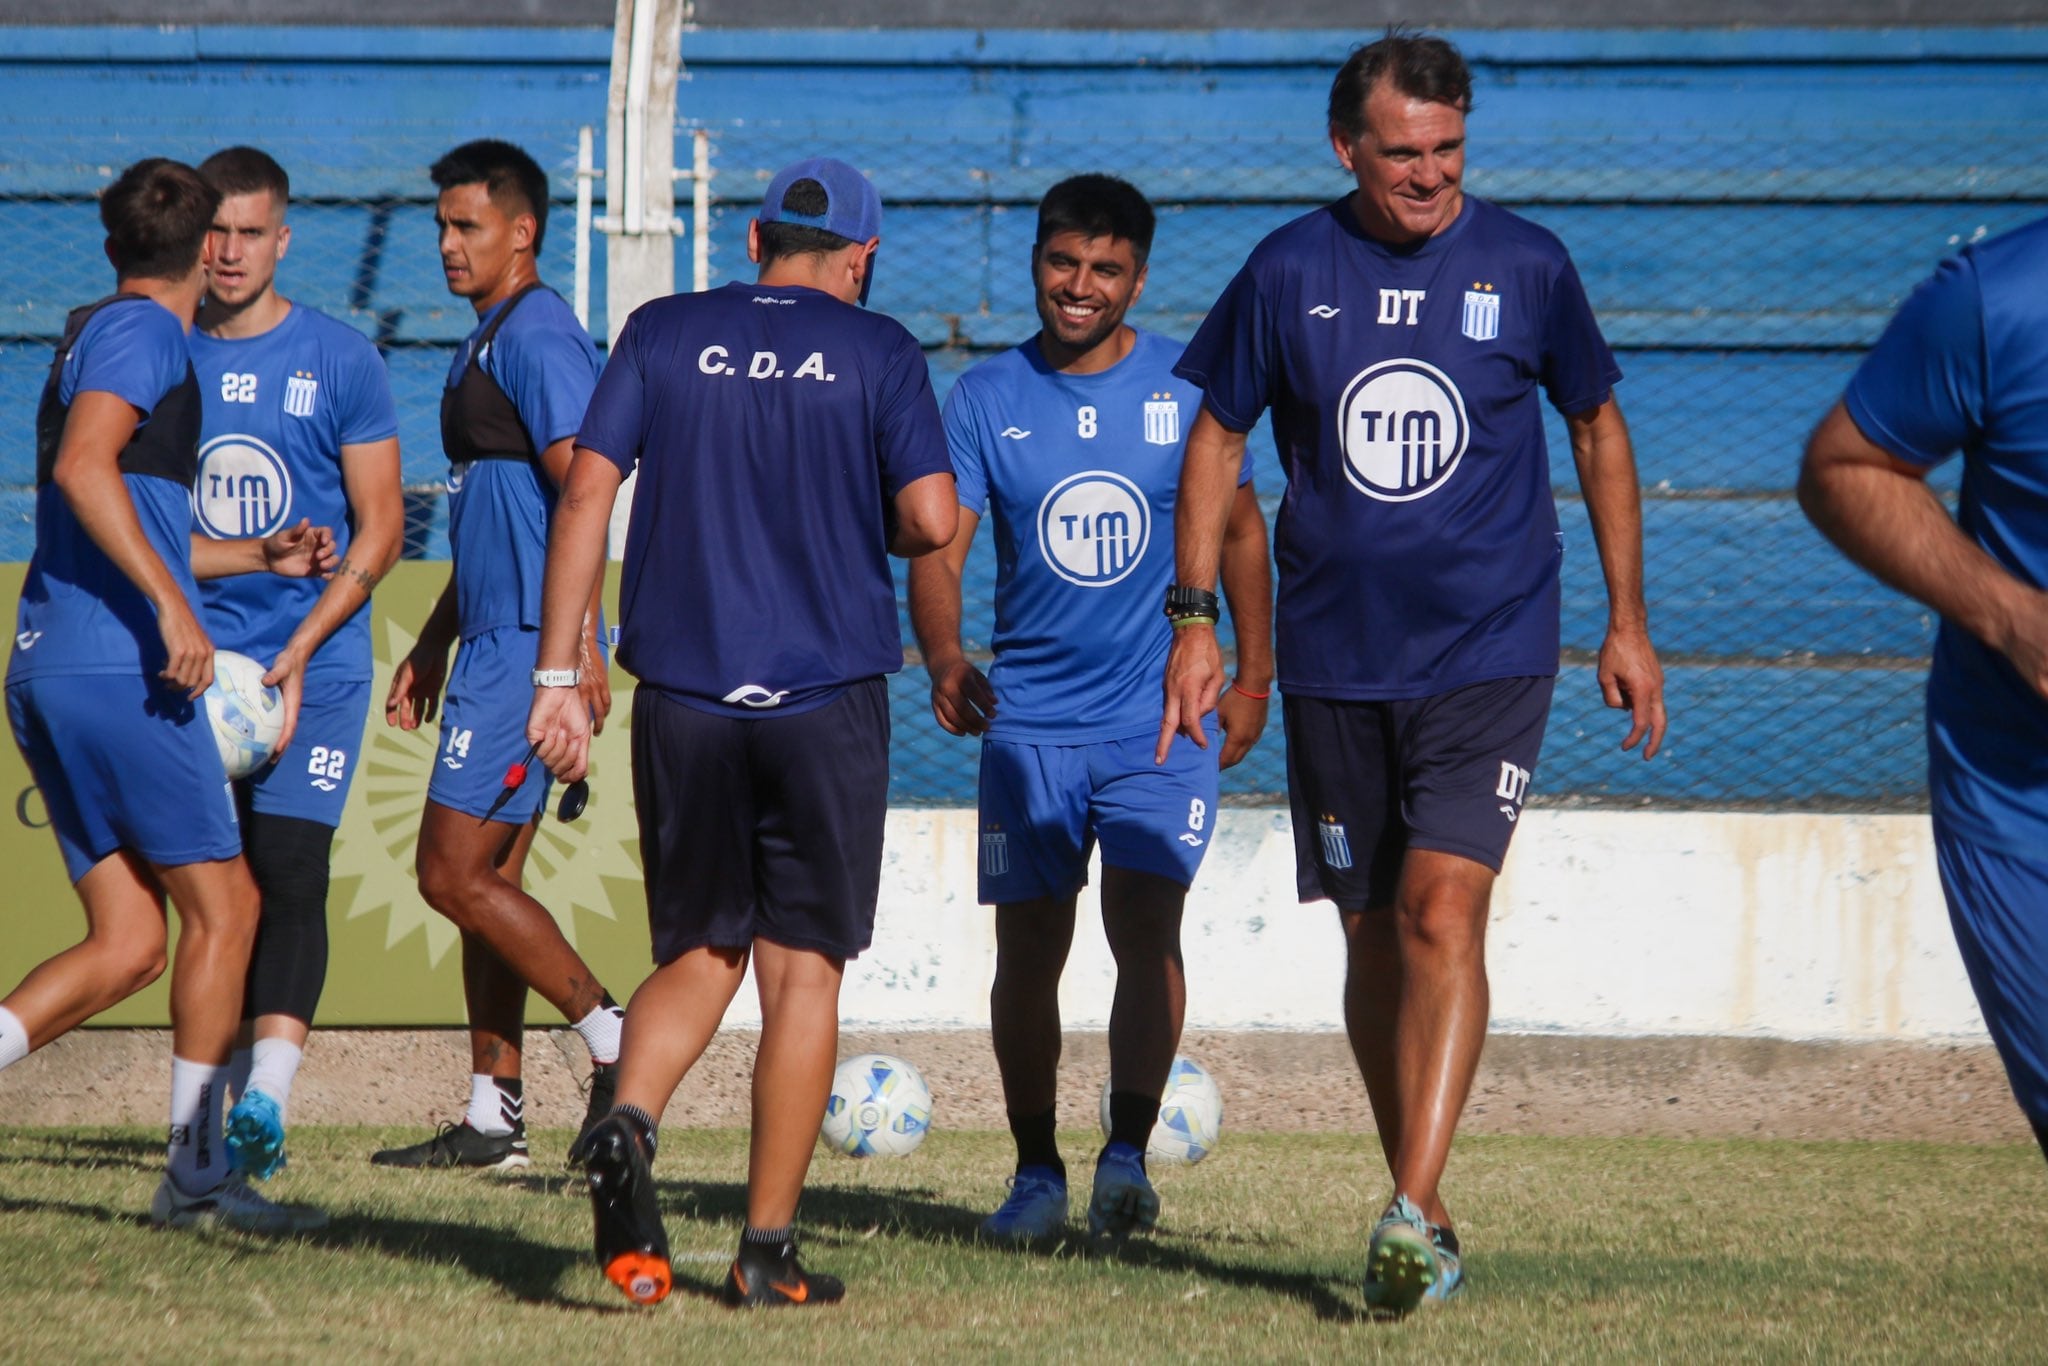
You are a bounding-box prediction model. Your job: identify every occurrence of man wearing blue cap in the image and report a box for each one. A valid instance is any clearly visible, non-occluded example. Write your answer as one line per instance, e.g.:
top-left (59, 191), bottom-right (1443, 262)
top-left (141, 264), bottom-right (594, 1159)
top-left (527, 157), bottom-right (958, 1309)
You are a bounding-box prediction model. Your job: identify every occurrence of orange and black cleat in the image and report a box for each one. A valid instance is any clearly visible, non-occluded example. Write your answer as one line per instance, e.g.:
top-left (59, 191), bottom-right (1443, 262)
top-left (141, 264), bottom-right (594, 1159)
top-left (722, 1235), bottom-right (845, 1309)
top-left (582, 1112), bottom-right (670, 1305)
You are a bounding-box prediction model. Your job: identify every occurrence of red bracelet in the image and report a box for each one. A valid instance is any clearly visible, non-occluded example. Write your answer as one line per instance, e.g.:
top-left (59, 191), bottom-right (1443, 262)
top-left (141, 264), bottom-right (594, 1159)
top-left (1231, 683), bottom-right (1271, 700)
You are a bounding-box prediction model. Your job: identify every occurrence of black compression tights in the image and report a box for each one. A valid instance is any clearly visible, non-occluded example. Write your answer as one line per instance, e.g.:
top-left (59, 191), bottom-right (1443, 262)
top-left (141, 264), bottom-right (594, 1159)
top-left (240, 810), bottom-right (336, 1024)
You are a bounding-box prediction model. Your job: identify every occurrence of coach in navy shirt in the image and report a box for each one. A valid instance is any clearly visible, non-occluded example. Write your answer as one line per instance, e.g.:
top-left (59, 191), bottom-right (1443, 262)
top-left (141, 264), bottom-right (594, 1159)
top-left (529, 158), bottom-right (956, 1310)
top-left (1161, 34), bottom-right (1666, 1311)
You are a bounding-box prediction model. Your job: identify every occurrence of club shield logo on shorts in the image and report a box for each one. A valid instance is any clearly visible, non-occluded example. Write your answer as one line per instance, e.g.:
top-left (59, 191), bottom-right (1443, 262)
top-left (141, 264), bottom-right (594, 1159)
top-left (980, 827), bottom-right (1010, 877)
top-left (1036, 470), bottom-right (1151, 588)
top-left (193, 433), bottom-right (294, 538)
top-left (1318, 813), bottom-right (1353, 870)
top-left (1336, 359), bottom-right (1470, 503)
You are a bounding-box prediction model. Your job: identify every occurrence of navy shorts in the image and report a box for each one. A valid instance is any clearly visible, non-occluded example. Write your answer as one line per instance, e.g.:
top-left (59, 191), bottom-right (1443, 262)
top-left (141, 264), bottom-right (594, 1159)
top-left (977, 723), bottom-right (1220, 904)
top-left (9, 672), bottom-right (242, 883)
top-left (1285, 675), bottom-right (1554, 911)
top-left (427, 627), bottom-right (551, 824)
top-left (631, 678), bottom-right (889, 964)
top-left (239, 676), bottom-right (370, 829)
top-left (1933, 818), bottom-right (2048, 1130)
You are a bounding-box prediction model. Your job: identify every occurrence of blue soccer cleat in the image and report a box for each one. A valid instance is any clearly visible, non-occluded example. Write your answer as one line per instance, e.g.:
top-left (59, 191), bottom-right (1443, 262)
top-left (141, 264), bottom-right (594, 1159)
top-left (1422, 1222), bottom-right (1466, 1305)
top-left (1087, 1141), bottom-right (1159, 1239)
top-left (1364, 1194), bottom-right (1442, 1315)
top-left (225, 1088), bottom-right (288, 1182)
top-left (979, 1165), bottom-right (1069, 1241)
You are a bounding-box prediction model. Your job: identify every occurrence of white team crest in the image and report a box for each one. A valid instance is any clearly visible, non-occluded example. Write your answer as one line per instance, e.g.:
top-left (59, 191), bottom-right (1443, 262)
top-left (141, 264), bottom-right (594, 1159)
top-left (1336, 358), bottom-right (1471, 503)
top-left (1036, 470), bottom-right (1151, 588)
top-left (284, 371), bottom-right (318, 418)
top-left (1318, 814), bottom-right (1353, 870)
top-left (1143, 395), bottom-right (1180, 446)
top-left (193, 433), bottom-right (294, 538)
top-left (1462, 286), bottom-right (1500, 341)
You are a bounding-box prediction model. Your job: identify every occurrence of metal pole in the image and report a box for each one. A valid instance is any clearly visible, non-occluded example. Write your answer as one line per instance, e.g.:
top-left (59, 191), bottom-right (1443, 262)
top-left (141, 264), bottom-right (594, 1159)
top-left (574, 124), bottom-right (595, 331)
top-left (693, 127), bottom-right (711, 294)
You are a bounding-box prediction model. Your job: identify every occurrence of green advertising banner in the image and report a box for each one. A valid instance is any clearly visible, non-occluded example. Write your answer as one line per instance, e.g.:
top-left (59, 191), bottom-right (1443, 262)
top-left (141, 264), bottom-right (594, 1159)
top-left (0, 561), bottom-right (656, 1026)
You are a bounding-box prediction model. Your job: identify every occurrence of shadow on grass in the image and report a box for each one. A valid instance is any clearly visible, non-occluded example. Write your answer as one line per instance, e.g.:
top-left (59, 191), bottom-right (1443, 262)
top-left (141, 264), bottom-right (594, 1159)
top-left (0, 1132), bottom-right (161, 1174)
top-left (300, 1212), bottom-right (630, 1311)
top-left (614, 1176), bottom-right (1368, 1321)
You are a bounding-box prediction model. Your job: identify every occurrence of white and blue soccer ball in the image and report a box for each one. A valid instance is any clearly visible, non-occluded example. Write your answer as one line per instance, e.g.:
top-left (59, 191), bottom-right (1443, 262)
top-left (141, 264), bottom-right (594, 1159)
top-left (820, 1053), bottom-right (933, 1157)
top-left (204, 650), bottom-right (285, 780)
top-left (1101, 1054), bottom-right (1224, 1166)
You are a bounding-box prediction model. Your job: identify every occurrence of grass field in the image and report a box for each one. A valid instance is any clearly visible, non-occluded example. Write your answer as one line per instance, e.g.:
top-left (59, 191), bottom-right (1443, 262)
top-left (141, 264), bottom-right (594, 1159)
top-left (3, 1124), bottom-right (2044, 1362)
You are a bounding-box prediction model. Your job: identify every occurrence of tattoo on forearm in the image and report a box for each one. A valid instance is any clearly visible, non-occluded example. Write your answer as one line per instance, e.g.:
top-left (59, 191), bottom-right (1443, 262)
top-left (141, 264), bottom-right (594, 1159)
top-left (337, 557), bottom-right (383, 594)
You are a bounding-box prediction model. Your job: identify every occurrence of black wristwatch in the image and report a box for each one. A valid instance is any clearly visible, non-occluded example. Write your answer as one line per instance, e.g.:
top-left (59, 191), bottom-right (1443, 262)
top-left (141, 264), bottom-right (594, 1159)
top-left (1163, 585), bottom-right (1221, 623)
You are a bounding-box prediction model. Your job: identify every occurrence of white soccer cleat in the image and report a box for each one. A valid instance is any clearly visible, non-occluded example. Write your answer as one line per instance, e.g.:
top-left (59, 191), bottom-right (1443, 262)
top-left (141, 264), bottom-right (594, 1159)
top-left (150, 1173), bottom-right (328, 1234)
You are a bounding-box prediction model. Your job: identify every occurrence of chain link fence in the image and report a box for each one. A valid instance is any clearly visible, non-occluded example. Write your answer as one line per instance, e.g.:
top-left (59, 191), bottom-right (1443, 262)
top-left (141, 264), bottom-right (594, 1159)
top-left (5, 113), bottom-right (2038, 810)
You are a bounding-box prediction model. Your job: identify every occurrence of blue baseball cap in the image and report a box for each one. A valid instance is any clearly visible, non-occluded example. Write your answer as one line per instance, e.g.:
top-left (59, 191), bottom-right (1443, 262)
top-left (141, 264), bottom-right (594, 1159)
top-left (758, 157), bottom-right (882, 303)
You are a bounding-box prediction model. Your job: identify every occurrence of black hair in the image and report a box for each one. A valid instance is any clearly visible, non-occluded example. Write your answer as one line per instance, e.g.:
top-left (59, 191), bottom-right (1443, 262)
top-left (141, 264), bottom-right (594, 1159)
top-left (431, 138), bottom-right (550, 252)
top-left (198, 145), bottom-right (290, 205)
top-left (1328, 29), bottom-right (1474, 144)
top-left (1035, 174), bottom-right (1156, 265)
top-left (757, 178), bottom-right (857, 264)
top-left (100, 158), bottom-right (220, 281)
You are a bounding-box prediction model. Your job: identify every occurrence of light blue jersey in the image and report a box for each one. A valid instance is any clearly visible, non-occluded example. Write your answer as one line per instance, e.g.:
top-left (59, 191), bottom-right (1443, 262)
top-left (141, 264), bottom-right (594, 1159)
top-left (946, 328), bottom-right (1249, 744)
top-left (190, 305), bottom-right (398, 684)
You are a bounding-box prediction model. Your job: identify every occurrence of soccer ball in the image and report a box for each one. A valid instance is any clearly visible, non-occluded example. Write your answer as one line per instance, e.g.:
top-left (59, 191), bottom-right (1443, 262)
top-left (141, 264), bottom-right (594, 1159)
top-left (819, 1053), bottom-right (932, 1157)
top-left (1100, 1054), bottom-right (1224, 1166)
top-left (204, 650), bottom-right (285, 779)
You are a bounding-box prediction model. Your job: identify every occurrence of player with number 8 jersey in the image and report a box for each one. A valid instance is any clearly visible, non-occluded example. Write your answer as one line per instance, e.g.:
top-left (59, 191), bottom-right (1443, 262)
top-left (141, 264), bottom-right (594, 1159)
top-left (910, 175), bottom-right (1272, 1243)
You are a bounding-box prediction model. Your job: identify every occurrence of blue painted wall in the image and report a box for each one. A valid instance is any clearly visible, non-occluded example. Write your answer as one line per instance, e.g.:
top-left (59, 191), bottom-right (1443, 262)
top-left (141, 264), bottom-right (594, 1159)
top-left (3, 26), bottom-right (2042, 807)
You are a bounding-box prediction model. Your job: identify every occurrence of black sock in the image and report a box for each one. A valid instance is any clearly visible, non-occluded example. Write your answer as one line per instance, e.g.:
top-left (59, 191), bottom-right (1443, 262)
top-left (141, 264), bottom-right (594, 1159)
top-left (1433, 1224), bottom-right (1461, 1258)
top-left (1007, 1105), bottom-right (1063, 1178)
top-left (740, 1224), bottom-right (794, 1259)
top-left (1107, 1090), bottom-right (1160, 1155)
top-left (614, 1102), bottom-right (658, 1158)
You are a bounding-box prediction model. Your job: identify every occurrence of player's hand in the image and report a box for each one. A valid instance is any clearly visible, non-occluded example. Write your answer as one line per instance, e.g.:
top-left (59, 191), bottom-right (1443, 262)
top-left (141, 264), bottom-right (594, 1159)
top-left (156, 598), bottom-right (215, 699)
top-left (529, 682), bottom-right (593, 783)
top-left (1157, 623), bottom-right (1223, 764)
top-left (579, 627), bottom-right (612, 736)
top-left (1216, 678), bottom-right (1271, 770)
top-left (928, 657), bottom-right (996, 737)
top-left (260, 518), bottom-right (339, 579)
top-left (385, 646), bottom-right (448, 731)
top-left (1599, 622), bottom-right (1667, 760)
top-left (263, 648), bottom-right (306, 761)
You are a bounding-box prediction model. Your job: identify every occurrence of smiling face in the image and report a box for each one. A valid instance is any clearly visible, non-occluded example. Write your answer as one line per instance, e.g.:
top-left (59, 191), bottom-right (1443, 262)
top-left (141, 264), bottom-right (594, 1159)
top-left (1332, 79), bottom-right (1467, 246)
top-left (206, 189), bottom-right (288, 310)
top-left (435, 180), bottom-right (532, 305)
top-left (1031, 229), bottom-right (1147, 370)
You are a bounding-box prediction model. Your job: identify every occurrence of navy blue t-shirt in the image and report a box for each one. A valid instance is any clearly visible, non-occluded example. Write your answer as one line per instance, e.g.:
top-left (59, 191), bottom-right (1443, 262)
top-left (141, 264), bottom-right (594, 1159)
top-left (577, 282), bottom-right (952, 716)
top-left (445, 287), bottom-right (601, 639)
top-left (9, 298), bottom-right (202, 683)
top-left (1176, 196), bottom-right (1620, 700)
top-left (1845, 215), bottom-right (2048, 860)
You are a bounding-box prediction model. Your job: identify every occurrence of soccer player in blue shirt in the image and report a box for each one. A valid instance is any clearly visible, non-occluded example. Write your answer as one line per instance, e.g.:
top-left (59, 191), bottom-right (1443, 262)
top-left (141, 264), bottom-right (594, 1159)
top-left (374, 140), bottom-right (622, 1171)
top-left (188, 146), bottom-right (406, 1183)
top-left (908, 174), bottom-right (1272, 1241)
top-left (0, 159), bottom-right (326, 1233)
top-left (528, 158), bottom-right (957, 1308)
top-left (1161, 34), bottom-right (1667, 1311)
top-left (1800, 215), bottom-right (2048, 1168)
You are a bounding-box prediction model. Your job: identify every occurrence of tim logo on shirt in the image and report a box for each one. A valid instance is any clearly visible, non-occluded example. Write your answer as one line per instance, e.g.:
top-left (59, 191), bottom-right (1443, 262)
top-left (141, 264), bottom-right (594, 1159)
top-left (193, 433), bottom-right (294, 538)
top-left (1035, 470), bottom-right (1151, 588)
top-left (1336, 358), bottom-right (1471, 503)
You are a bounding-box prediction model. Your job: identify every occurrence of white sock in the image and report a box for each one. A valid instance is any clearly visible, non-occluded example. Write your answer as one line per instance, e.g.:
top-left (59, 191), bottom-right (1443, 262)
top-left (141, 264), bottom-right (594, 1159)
top-left (0, 1005), bottom-right (29, 1072)
top-left (166, 1056), bottom-right (227, 1196)
top-left (246, 1038), bottom-right (303, 1114)
top-left (227, 1046), bottom-right (253, 1103)
top-left (573, 1002), bottom-right (625, 1065)
top-left (467, 1074), bottom-right (522, 1136)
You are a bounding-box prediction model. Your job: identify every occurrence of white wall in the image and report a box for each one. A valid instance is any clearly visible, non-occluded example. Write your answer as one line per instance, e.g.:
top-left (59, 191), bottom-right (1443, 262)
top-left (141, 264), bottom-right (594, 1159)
top-left (719, 809), bottom-right (1986, 1041)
